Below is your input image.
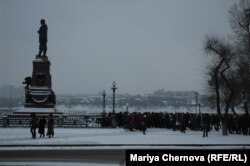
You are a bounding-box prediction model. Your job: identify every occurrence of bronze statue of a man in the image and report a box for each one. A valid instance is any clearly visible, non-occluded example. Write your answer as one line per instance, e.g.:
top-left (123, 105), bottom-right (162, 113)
top-left (37, 19), bottom-right (48, 57)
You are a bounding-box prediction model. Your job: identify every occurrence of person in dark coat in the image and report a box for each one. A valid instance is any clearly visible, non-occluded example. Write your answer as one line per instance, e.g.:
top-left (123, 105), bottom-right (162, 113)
top-left (212, 114), bottom-right (220, 131)
top-left (128, 113), bottom-right (135, 131)
top-left (171, 114), bottom-right (177, 131)
top-left (30, 113), bottom-right (38, 139)
top-left (241, 114), bottom-right (249, 135)
top-left (180, 113), bottom-right (186, 133)
top-left (47, 114), bottom-right (54, 138)
top-left (141, 114), bottom-right (147, 135)
top-left (38, 116), bottom-right (46, 138)
top-left (202, 114), bottom-right (210, 137)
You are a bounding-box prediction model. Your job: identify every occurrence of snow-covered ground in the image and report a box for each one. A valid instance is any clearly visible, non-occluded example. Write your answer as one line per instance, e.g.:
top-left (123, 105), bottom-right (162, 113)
top-left (0, 128), bottom-right (249, 166)
top-left (0, 128), bottom-right (249, 147)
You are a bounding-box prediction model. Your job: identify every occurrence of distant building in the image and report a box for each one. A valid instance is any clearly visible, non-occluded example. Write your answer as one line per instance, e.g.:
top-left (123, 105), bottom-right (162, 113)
top-left (0, 85), bottom-right (24, 99)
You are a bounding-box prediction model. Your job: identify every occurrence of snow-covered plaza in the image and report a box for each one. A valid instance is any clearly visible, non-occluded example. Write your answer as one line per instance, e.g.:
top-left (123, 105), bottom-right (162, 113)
top-left (0, 127), bottom-right (250, 166)
top-left (0, 127), bottom-right (249, 146)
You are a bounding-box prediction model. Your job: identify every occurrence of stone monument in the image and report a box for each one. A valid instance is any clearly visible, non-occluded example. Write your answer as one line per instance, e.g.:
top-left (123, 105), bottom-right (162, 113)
top-left (23, 19), bottom-right (55, 108)
top-left (10, 19), bottom-right (62, 129)
top-left (23, 56), bottom-right (56, 108)
top-left (15, 19), bottom-right (58, 115)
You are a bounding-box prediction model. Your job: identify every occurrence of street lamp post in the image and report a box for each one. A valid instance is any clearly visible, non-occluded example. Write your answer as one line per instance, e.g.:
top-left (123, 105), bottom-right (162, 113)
top-left (196, 92), bottom-right (198, 116)
top-left (102, 90), bottom-right (106, 115)
top-left (111, 81), bottom-right (117, 114)
top-left (111, 81), bottom-right (117, 128)
top-left (199, 103), bottom-right (201, 115)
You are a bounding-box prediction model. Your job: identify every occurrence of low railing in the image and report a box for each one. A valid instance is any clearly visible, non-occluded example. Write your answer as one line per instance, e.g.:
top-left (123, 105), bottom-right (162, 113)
top-left (0, 114), bottom-right (102, 128)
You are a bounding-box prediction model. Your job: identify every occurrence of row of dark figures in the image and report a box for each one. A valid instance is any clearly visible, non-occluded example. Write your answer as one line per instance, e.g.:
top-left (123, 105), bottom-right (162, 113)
top-left (30, 113), bottom-right (54, 139)
top-left (101, 112), bottom-right (250, 137)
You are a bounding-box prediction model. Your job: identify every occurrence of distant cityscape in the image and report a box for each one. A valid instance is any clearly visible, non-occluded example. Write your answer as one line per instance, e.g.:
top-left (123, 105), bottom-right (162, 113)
top-left (0, 85), bottom-right (209, 109)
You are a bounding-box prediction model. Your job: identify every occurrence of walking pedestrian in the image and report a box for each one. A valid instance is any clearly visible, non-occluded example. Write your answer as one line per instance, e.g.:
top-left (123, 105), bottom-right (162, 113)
top-left (47, 114), bottom-right (54, 138)
top-left (141, 114), bottom-right (147, 135)
top-left (30, 113), bottom-right (38, 139)
top-left (38, 116), bottom-right (46, 138)
top-left (202, 114), bottom-right (210, 137)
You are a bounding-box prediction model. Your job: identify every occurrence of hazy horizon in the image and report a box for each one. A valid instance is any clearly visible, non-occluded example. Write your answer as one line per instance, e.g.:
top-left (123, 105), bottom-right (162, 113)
top-left (0, 0), bottom-right (236, 95)
top-left (0, 84), bottom-right (201, 96)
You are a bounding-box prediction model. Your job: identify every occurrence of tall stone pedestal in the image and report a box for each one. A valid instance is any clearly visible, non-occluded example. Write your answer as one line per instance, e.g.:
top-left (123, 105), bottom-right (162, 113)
top-left (24, 56), bottom-right (56, 108)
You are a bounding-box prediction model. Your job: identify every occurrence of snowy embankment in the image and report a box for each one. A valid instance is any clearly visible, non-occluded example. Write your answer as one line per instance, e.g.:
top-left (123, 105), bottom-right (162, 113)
top-left (1, 105), bottom-right (245, 115)
top-left (0, 128), bottom-right (249, 148)
top-left (56, 104), bottom-right (209, 114)
top-left (55, 105), bottom-right (246, 114)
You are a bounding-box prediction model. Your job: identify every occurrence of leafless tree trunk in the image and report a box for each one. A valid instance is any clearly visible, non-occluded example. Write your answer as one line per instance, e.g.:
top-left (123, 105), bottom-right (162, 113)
top-left (214, 59), bottom-right (224, 121)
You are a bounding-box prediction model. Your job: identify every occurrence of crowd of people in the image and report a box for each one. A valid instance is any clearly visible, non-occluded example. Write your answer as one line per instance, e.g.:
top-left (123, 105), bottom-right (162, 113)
top-left (28, 111), bottom-right (250, 138)
top-left (30, 113), bottom-right (54, 139)
top-left (101, 112), bottom-right (250, 137)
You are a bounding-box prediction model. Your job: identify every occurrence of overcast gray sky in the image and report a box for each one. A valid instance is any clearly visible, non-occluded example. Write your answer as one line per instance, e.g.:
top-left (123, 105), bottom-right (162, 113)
top-left (0, 0), bottom-right (236, 95)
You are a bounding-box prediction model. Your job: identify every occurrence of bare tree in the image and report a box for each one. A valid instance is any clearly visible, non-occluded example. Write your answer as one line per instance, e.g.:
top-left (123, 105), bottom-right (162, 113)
top-left (236, 58), bottom-right (250, 115)
top-left (203, 1), bottom-right (250, 136)
top-left (229, 0), bottom-right (250, 115)
top-left (204, 36), bottom-right (234, 135)
top-left (229, 0), bottom-right (250, 55)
